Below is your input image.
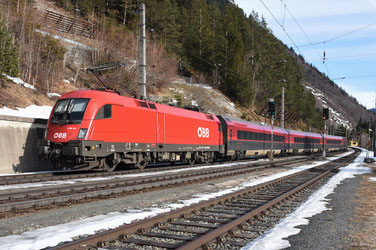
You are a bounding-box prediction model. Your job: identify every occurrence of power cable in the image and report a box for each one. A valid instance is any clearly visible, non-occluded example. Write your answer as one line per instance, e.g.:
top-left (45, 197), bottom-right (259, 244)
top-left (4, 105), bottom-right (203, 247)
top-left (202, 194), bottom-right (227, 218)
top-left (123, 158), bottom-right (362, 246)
top-left (258, 0), bottom-right (306, 59)
top-left (294, 21), bottom-right (376, 48)
top-left (280, 0), bottom-right (331, 76)
top-left (333, 74), bottom-right (376, 80)
top-left (307, 51), bottom-right (376, 61)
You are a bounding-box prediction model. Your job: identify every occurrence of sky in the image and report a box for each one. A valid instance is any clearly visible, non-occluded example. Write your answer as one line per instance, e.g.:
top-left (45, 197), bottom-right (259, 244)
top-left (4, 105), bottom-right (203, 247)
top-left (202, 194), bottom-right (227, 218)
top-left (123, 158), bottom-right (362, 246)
top-left (234, 0), bottom-right (376, 109)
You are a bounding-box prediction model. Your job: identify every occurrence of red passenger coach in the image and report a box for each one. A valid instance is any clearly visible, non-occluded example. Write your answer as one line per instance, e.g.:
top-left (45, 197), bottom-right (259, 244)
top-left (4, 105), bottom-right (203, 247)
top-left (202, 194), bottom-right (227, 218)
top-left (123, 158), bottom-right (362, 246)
top-left (287, 130), bottom-right (323, 154)
top-left (325, 134), bottom-right (347, 151)
top-left (217, 116), bottom-right (288, 158)
top-left (39, 90), bottom-right (223, 171)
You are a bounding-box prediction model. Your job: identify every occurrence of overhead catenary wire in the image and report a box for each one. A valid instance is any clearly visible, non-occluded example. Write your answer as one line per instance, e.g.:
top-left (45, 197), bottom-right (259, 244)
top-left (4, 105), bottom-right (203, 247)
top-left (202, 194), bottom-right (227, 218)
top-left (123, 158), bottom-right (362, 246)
top-left (259, 0), bottom-right (331, 77)
top-left (280, 0), bottom-right (331, 76)
top-left (294, 21), bottom-right (376, 48)
top-left (307, 51), bottom-right (376, 61)
top-left (332, 74), bottom-right (376, 80)
top-left (258, 0), bottom-right (306, 59)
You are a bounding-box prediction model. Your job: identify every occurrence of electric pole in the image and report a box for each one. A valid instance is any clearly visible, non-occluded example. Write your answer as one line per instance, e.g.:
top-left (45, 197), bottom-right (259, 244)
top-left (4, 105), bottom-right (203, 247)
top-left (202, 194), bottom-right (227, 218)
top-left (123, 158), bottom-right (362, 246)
top-left (269, 99), bottom-right (275, 161)
top-left (138, 3), bottom-right (146, 100)
top-left (374, 90), bottom-right (376, 156)
top-left (322, 107), bottom-right (329, 159)
top-left (281, 85), bottom-right (285, 128)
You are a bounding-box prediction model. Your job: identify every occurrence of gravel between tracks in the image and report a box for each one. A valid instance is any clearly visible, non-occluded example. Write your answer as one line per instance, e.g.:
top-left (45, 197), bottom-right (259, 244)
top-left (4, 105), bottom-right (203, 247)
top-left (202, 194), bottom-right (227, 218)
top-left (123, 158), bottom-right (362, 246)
top-left (3, 153), bottom-right (374, 250)
top-left (0, 162), bottom-right (296, 237)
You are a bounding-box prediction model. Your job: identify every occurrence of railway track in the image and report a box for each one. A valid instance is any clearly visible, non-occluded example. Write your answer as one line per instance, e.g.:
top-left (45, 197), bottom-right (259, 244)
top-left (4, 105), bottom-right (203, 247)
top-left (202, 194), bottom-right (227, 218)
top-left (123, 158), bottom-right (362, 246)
top-left (52, 149), bottom-right (359, 250)
top-left (0, 154), bottom-right (331, 214)
top-left (0, 152), bottom-right (339, 186)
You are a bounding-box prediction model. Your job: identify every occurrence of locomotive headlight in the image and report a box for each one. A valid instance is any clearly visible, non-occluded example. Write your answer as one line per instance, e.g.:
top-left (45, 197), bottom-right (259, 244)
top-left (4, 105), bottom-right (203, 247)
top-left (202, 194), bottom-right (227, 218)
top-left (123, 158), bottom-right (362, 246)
top-left (77, 128), bottom-right (88, 139)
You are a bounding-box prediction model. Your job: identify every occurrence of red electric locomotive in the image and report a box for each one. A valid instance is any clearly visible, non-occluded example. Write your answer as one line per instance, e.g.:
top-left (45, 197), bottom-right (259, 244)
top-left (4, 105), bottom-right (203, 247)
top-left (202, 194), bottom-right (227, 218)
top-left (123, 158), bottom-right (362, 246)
top-left (39, 89), bottom-right (223, 171)
top-left (39, 89), bottom-right (347, 171)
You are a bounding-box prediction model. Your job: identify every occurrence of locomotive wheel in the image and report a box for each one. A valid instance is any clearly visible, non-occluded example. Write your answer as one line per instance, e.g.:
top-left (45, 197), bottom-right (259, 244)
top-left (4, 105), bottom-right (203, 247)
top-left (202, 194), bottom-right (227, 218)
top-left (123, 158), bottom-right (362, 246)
top-left (187, 158), bottom-right (195, 166)
top-left (101, 158), bottom-right (116, 172)
top-left (135, 154), bottom-right (147, 169)
top-left (51, 159), bottom-right (62, 170)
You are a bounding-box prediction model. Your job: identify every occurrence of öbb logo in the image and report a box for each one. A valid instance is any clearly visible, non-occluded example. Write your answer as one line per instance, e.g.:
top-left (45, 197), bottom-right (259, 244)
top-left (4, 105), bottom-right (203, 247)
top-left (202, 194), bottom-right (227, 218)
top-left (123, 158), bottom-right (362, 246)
top-left (54, 132), bottom-right (67, 139)
top-left (197, 127), bottom-right (210, 138)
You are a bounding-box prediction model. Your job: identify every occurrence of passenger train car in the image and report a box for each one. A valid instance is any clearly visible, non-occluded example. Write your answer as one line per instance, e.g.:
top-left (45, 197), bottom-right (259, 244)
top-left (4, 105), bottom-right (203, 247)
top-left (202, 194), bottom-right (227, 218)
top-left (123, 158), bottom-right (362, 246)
top-left (39, 89), bottom-right (347, 171)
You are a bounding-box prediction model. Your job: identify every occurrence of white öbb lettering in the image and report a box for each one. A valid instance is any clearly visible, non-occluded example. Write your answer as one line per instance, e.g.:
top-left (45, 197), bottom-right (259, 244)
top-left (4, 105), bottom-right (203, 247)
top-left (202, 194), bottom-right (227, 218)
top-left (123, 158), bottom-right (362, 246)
top-left (197, 127), bottom-right (210, 138)
top-left (54, 132), bottom-right (67, 139)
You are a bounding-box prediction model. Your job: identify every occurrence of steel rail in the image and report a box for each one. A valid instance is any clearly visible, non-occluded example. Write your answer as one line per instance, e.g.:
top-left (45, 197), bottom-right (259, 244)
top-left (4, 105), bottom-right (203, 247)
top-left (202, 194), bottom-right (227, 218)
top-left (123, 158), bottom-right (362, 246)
top-left (0, 152), bottom-right (338, 185)
top-left (52, 150), bottom-right (358, 250)
top-left (178, 151), bottom-right (358, 249)
top-left (0, 155), bottom-right (316, 213)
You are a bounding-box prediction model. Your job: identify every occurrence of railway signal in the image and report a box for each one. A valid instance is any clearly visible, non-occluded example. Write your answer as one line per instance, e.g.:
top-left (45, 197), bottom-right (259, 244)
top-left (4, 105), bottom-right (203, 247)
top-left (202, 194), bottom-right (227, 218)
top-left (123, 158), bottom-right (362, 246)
top-left (268, 99), bottom-right (276, 118)
top-left (322, 107), bottom-right (329, 120)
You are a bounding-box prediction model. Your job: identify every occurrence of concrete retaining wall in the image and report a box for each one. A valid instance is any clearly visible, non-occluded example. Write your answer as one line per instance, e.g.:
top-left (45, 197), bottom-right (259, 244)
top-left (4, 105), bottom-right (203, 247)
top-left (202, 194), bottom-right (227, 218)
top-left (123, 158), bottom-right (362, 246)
top-left (0, 115), bottom-right (53, 174)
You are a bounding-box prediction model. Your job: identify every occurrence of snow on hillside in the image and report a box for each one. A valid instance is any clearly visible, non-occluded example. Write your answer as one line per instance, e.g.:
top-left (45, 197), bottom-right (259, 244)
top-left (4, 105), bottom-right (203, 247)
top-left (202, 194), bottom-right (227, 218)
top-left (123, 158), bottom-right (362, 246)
top-left (304, 85), bottom-right (352, 129)
top-left (3, 74), bottom-right (36, 90)
top-left (170, 78), bottom-right (241, 117)
top-left (1, 74), bottom-right (59, 119)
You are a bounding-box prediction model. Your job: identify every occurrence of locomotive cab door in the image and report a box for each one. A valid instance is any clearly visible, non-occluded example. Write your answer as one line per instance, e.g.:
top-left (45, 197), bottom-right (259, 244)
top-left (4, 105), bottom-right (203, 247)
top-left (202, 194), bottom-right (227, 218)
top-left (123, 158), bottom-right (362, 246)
top-left (157, 113), bottom-right (165, 148)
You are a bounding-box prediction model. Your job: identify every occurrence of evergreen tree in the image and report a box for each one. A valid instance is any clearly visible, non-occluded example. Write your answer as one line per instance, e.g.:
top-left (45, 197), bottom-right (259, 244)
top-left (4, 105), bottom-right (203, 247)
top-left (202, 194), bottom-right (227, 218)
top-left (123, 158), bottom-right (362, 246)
top-left (0, 15), bottom-right (19, 77)
top-left (181, 0), bottom-right (215, 76)
top-left (145, 0), bottom-right (181, 55)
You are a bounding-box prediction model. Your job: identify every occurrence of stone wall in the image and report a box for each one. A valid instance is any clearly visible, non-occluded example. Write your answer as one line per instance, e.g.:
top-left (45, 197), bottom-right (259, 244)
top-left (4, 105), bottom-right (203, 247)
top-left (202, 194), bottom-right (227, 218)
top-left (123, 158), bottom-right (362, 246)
top-left (0, 115), bottom-right (52, 174)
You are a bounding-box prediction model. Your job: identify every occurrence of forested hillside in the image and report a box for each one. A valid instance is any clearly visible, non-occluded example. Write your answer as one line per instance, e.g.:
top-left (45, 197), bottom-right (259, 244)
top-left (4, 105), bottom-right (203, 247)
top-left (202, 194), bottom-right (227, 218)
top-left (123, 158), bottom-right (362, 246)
top-left (0, 0), bottom-right (371, 132)
top-left (48, 0), bottom-right (320, 127)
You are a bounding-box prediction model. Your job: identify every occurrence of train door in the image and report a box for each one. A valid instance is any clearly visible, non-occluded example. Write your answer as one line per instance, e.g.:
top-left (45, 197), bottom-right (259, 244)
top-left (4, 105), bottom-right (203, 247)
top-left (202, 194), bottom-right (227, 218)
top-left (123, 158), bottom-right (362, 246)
top-left (287, 132), bottom-right (292, 153)
top-left (157, 113), bottom-right (165, 147)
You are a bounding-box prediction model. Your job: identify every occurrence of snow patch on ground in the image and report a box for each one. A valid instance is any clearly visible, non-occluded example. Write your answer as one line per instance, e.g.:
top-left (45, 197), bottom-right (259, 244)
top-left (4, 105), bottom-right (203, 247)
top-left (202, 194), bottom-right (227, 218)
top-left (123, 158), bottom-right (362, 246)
top-left (368, 177), bottom-right (376, 182)
top-left (2, 74), bottom-right (36, 90)
top-left (0, 105), bottom-right (52, 119)
top-left (47, 93), bottom-right (61, 98)
top-left (0, 151), bottom-right (356, 249)
top-left (243, 149), bottom-right (371, 250)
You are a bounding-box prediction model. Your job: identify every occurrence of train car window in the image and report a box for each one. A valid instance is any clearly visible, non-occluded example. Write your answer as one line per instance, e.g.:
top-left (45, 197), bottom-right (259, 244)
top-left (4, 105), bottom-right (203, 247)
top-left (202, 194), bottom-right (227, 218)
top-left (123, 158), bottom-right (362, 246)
top-left (327, 139), bottom-right (341, 144)
top-left (136, 101), bottom-right (149, 108)
top-left (230, 129), bottom-right (233, 140)
top-left (95, 105), bottom-right (112, 120)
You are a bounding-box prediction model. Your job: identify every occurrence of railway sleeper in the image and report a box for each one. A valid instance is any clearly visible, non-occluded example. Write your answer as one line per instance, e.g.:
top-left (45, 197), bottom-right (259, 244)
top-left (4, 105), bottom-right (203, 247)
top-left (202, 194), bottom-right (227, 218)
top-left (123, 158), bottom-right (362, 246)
top-left (158, 226), bottom-right (208, 234)
top-left (230, 232), bottom-right (259, 240)
top-left (170, 221), bottom-right (217, 229)
top-left (121, 237), bottom-right (181, 249)
top-left (138, 231), bottom-right (196, 241)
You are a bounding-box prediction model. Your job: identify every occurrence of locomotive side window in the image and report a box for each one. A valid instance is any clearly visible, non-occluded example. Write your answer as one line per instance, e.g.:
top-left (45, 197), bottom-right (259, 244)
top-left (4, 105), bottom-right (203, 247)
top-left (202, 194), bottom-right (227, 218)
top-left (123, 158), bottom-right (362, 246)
top-left (95, 105), bottom-right (112, 120)
top-left (148, 103), bottom-right (157, 109)
top-left (136, 101), bottom-right (149, 108)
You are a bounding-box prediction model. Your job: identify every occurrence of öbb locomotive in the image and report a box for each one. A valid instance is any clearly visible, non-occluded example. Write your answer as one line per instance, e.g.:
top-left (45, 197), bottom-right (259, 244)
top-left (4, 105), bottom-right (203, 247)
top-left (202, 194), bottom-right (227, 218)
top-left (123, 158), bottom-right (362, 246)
top-left (38, 89), bottom-right (347, 171)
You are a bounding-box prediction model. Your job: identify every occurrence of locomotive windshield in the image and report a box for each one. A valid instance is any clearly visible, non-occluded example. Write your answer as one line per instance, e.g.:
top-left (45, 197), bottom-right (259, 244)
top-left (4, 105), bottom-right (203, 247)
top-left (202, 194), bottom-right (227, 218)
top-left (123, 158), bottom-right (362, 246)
top-left (51, 98), bottom-right (90, 124)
